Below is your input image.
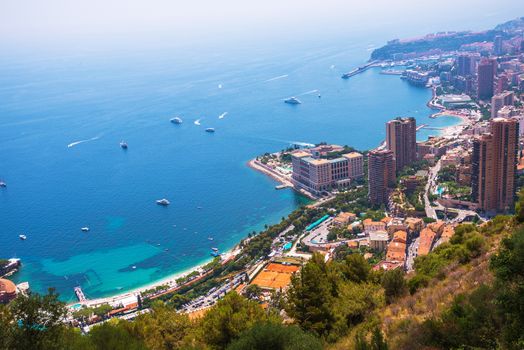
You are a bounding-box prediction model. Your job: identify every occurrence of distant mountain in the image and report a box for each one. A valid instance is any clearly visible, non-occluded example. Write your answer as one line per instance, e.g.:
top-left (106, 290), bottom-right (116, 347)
top-left (370, 17), bottom-right (524, 61)
top-left (495, 16), bottom-right (524, 31)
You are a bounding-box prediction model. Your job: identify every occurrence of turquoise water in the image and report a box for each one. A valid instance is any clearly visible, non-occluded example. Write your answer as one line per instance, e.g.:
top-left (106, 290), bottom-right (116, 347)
top-left (0, 41), bottom-right (461, 302)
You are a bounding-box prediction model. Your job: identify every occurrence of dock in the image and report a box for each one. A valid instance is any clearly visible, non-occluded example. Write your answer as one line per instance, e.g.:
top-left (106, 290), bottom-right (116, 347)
top-left (74, 286), bottom-right (87, 302)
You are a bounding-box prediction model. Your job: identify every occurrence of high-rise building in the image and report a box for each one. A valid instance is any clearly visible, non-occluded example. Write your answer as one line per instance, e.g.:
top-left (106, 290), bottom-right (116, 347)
top-left (477, 58), bottom-right (497, 100)
top-left (457, 54), bottom-right (473, 76)
top-left (386, 117), bottom-right (416, 172)
top-left (491, 91), bottom-right (514, 118)
top-left (471, 118), bottom-right (518, 213)
top-left (368, 149), bottom-right (395, 206)
top-left (494, 35), bottom-right (504, 56)
top-left (494, 73), bottom-right (509, 95)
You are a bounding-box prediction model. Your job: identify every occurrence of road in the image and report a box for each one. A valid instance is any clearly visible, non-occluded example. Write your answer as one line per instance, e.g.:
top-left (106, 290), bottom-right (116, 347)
top-left (405, 237), bottom-right (420, 272)
top-left (180, 272), bottom-right (246, 313)
top-left (424, 160), bottom-right (441, 220)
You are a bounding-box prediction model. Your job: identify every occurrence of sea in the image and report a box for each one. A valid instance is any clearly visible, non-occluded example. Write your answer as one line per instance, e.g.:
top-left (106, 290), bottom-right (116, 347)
top-left (0, 35), bottom-right (465, 302)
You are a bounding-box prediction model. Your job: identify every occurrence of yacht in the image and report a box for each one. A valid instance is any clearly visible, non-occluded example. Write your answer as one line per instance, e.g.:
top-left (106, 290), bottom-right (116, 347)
top-left (19, 234), bottom-right (27, 240)
top-left (81, 227), bottom-right (90, 232)
top-left (205, 128), bottom-right (215, 133)
top-left (284, 97), bottom-right (301, 105)
top-left (120, 141), bottom-right (128, 149)
top-left (156, 198), bottom-right (170, 206)
top-left (170, 117), bottom-right (183, 124)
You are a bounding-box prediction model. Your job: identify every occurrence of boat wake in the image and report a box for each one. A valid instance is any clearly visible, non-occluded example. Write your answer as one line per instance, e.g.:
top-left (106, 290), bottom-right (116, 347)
top-left (264, 74), bottom-right (288, 82)
top-left (297, 89), bottom-right (319, 96)
top-left (218, 112), bottom-right (228, 119)
top-left (194, 119), bottom-right (202, 126)
top-left (67, 135), bottom-right (101, 148)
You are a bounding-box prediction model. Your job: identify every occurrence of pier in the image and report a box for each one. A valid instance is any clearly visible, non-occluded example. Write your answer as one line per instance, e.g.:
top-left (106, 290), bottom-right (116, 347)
top-left (74, 286), bottom-right (87, 302)
top-left (341, 61), bottom-right (378, 79)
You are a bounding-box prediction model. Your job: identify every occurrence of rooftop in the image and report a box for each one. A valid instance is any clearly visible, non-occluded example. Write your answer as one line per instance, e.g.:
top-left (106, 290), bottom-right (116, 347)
top-left (0, 278), bottom-right (16, 295)
top-left (369, 231), bottom-right (389, 241)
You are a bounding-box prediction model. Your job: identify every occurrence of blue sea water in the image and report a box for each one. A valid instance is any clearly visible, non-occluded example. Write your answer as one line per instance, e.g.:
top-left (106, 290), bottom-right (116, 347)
top-left (0, 40), bottom-right (461, 302)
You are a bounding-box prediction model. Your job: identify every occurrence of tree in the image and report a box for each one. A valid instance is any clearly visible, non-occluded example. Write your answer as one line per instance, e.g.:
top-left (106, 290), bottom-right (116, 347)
top-left (9, 288), bottom-right (72, 350)
top-left (341, 254), bottom-right (370, 283)
top-left (286, 253), bottom-right (335, 337)
top-left (199, 292), bottom-right (280, 349)
top-left (129, 302), bottom-right (193, 350)
top-left (381, 269), bottom-right (407, 304)
top-left (490, 226), bottom-right (524, 347)
top-left (244, 284), bottom-right (262, 300)
top-left (515, 188), bottom-right (524, 222)
top-left (88, 321), bottom-right (147, 350)
top-left (226, 322), bottom-right (322, 350)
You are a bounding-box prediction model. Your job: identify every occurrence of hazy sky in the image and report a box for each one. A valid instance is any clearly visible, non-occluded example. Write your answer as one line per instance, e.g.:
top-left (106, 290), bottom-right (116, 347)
top-left (1, 0), bottom-right (523, 50)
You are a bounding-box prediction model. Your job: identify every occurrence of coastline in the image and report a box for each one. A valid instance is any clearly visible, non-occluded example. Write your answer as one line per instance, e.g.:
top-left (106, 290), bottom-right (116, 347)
top-left (70, 246), bottom-right (241, 308)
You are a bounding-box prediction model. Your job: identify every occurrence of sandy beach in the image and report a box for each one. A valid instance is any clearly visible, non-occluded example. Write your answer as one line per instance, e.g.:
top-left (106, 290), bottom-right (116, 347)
top-left (71, 247), bottom-right (241, 308)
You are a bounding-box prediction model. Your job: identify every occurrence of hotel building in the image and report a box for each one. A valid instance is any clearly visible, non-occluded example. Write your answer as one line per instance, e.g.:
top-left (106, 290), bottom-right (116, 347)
top-left (291, 150), bottom-right (364, 196)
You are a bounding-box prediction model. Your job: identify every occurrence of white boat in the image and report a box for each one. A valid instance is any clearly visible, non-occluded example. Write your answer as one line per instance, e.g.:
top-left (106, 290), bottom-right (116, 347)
top-left (208, 237), bottom-right (214, 241)
top-left (0, 181), bottom-right (6, 188)
top-left (120, 141), bottom-right (128, 149)
top-left (170, 117), bottom-right (183, 124)
top-left (284, 97), bottom-right (301, 105)
top-left (19, 234), bottom-right (27, 240)
top-left (205, 128), bottom-right (215, 133)
top-left (156, 198), bottom-right (170, 206)
top-left (81, 227), bottom-right (90, 232)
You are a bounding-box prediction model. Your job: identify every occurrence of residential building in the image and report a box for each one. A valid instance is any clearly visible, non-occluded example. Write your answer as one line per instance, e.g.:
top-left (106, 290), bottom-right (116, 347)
top-left (363, 218), bottom-right (387, 233)
top-left (418, 228), bottom-right (437, 256)
top-left (405, 217), bottom-right (424, 234)
top-left (491, 91), bottom-right (514, 118)
top-left (386, 117), bottom-right (417, 172)
top-left (392, 230), bottom-right (408, 244)
top-left (386, 238), bottom-right (407, 263)
top-left (368, 149), bottom-right (396, 206)
top-left (457, 54), bottom-right (474, 76)
top-left (369, 231), bottom-right (389, 252)
top-left (471, 118), bottom-right (519, 212)
top-left (494, 35), bottom-right (503, 56)
top-left (386, 218), bottom-right (408, 237)
top-left (333, 212), bottom-right (356, 226)
top-left (477, 57), bottom-right (497, 100)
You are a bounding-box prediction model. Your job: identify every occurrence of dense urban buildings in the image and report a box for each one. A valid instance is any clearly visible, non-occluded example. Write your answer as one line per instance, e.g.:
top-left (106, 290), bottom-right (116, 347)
top-left (290, 146), bottom-right (364, 196)
top-left (471, 118), bottom-right (519, 213)
top-left (368, 149), bottom-right (396, 206)
top-left (386, 117), bottom-right (417, 172)
top-left (476, 57), bottom-right (497, 100)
